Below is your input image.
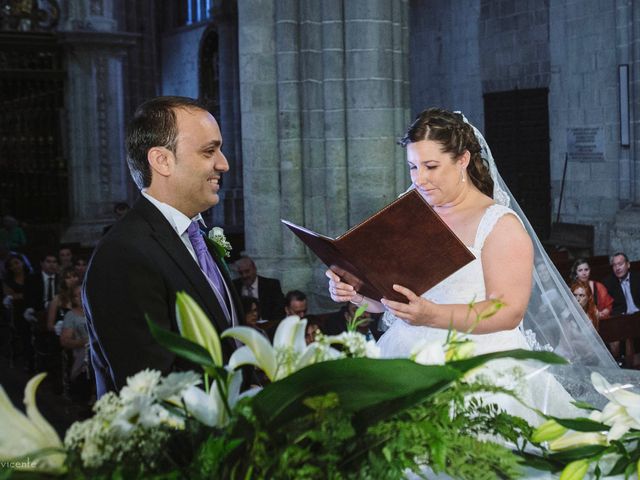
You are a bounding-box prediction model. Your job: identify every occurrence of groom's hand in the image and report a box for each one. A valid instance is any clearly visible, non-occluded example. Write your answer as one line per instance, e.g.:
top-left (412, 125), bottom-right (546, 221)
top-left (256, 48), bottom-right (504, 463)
top-left (381, 284), bottom-right (436, 326)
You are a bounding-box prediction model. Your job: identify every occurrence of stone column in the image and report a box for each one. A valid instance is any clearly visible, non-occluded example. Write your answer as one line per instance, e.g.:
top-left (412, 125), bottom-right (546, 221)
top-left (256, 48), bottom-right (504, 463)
top-left (237, 0), bottom-right (284, 274)
top-left (59, 0), bottom-right (137, 245)
top-left (237, 0), bottom-right (410, 309)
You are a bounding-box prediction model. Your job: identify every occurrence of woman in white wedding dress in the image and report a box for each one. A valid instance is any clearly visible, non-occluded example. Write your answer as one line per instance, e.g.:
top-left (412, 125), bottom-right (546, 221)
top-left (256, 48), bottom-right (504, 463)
top-left (326, 108), bottom-right (608, 425)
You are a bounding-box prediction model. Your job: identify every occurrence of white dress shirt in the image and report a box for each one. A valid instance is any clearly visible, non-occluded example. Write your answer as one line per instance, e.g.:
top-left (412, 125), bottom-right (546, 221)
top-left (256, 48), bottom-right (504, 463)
top-left (242, 278), bottom-right (259, 299)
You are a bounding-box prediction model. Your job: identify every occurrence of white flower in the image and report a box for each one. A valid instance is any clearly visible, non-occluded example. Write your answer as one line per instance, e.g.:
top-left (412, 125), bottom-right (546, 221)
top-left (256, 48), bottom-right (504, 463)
top-left (590, 372), bottom-right (640, 440)
top-left (410, 339), bottom-right (446, 365)
top-left (208, 227), bottom-right (232, 257)
top-left (119, 369), bottom-right (162, 403)
top-left (182, 369), bottom-right (242, 428)
top-left (0, 373), bottom-right (65, 472)
top-left (223, 316), bottom-right (340, 380)
top-left (155, 371), bottom-right (202, 402)
top-left (111, 395), bottom-right (154, 436)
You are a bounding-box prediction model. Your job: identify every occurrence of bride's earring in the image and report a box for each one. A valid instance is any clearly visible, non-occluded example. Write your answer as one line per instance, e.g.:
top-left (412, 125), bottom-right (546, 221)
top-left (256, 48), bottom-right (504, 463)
top-left (460, 170), bottom-right (466, 183)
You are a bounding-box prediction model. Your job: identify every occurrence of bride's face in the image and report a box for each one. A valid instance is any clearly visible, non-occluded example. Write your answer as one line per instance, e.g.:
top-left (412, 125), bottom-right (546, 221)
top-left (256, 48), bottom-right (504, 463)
top-left (407, 139), bottom-right (467, 207)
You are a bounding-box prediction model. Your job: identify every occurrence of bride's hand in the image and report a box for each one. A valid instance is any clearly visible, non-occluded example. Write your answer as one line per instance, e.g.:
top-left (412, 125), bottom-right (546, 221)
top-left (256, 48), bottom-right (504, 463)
top-left (381, 284), bottom-right (438, 326)
top-left (325, 269), bottom-right (359, 303)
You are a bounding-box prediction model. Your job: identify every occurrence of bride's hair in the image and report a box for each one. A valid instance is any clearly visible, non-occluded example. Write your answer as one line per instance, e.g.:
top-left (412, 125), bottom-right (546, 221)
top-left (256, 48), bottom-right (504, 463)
top-left (400, 108), bottom-right (494, 197)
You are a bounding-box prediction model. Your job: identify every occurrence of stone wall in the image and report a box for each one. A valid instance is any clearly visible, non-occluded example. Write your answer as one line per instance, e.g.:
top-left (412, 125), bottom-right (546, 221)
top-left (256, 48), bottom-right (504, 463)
top-left (238, 0), bottom-right (410, 310)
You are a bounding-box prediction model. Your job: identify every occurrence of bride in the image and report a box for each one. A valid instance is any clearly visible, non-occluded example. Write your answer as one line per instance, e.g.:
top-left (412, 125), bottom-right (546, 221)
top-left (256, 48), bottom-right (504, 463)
top-left (326, 108), bottom-right (619, 424)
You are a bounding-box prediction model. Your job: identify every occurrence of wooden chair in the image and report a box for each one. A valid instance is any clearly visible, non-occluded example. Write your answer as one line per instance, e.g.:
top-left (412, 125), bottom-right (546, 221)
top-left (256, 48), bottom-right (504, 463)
top-left (597, 312), bottom-right (640, 369)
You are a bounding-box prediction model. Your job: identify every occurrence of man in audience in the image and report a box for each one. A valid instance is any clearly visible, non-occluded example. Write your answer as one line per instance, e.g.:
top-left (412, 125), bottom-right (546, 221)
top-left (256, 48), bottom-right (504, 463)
top-left (23, 251), bottom-right (59, 373)
top-left (58, 245), bottom-right (74, 271)
top-left (284, 290), bottom-right (308, 318)
top-left (603, 252), bottom-right (640, 315)
top-left (233, 256), bottom-right (285, 322)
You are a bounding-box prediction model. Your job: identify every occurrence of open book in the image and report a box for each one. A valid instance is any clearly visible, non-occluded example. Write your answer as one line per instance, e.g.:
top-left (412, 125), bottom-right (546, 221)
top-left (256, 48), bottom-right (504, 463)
top-left (282, 189), bottom-right (475, 303)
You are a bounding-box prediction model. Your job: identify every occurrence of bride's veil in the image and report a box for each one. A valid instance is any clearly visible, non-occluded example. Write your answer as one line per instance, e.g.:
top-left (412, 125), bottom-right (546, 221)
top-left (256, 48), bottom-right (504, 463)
top-left (461, 114), bottom-right (640, 408)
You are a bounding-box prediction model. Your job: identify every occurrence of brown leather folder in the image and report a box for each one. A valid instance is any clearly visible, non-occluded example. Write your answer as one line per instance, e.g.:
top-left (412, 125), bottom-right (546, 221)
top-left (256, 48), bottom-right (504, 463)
top-left (282, 189), bottom-right (475, 303)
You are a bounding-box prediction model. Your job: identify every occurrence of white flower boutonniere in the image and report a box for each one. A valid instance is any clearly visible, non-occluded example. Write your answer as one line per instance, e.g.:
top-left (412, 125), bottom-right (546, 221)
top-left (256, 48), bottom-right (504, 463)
top-left (208, 227), bottom-right (232, 258)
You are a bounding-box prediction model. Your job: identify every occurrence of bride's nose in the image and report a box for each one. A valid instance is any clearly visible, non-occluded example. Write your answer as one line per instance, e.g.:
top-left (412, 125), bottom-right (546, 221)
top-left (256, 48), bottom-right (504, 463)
top-left (414, 167), bottom-right (432, 188)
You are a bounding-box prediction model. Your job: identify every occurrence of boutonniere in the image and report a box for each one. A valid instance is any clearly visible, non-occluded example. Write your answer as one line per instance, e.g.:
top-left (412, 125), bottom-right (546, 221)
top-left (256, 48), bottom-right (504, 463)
top-left (207, 227), bottom-right (232, 259)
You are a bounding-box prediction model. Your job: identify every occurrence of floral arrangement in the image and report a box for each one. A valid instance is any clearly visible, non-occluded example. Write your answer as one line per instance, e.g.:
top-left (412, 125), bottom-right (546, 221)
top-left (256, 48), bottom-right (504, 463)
top-left (1, 295), bottom-right (639, 479)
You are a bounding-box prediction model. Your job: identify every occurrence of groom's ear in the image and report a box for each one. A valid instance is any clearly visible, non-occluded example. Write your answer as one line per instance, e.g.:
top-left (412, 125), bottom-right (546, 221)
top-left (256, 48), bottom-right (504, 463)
top-left (147, 146), bottom-right (174, 178)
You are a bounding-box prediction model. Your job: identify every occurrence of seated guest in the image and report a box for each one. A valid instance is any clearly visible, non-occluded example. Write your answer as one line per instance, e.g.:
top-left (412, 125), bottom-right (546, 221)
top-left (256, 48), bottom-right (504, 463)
top-left (73, 255), bottom-right (89, 282)
top-left (323, 302), bottom-right (377, 340)
top-left (2, 254), bottom-right (28, 366)
top-left (240, 295), bottom-right (269, 337)
top-left (570, 280), bottom-right (599, 329)
top-left (23, 251), bottom-right (59, 373)
top-left (60, 284), bottom-right (92, 403)
top-left (284, 290), bottom-right (308, 318)
top-left (46, 267), bottom-right (79, 333)
top-left (569, 258), bottom-right (614, 319)
top-left (603, 252), bottom-right (640, 315)
top-left (233, 256), bottom-right (285, 321)
top-left (305, 321), bottom-right (321, 345)
top-left (58, 245), bottom-right (74, 271)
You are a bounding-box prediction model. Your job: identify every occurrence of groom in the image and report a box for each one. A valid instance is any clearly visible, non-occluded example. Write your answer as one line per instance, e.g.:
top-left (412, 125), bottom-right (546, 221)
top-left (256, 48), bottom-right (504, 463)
top-left (84, 96), bottom-right (241, 397)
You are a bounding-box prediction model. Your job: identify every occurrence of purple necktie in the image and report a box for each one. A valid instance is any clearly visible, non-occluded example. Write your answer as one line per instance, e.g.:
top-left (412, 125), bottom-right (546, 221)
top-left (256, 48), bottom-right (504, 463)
top-left (187, 222), bottom-right (230, 317)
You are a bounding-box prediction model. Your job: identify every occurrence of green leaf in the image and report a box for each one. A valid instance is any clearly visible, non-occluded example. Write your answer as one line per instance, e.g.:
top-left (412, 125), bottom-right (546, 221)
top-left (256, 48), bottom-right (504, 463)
top-left (553, 417), bottom-right (610, 432)
top-left (516, 451), bottom-right (563, 472)
top-left (571, 400), bottom-right (599, 411)
top-left (548, 444), bottom-right (608, 462)
top-left (607, 455), bottom-right (631, 476)
top-left (447, 348), bottom-right (568, 372)
top-left (146, 314), bottom-right (218, 370)
top-left (251, 357), bottom-right (461, 431)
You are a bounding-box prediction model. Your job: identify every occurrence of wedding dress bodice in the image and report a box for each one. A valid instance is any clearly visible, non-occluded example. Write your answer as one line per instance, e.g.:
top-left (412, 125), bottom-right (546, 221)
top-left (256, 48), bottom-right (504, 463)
top-left (378, 204), bottom-right (531, 357)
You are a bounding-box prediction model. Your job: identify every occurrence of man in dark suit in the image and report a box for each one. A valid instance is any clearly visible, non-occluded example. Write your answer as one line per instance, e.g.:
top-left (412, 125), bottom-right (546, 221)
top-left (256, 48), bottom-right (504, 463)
top-left (233, 255), bottom-right (285, 322)
top-left (603, 252), bottom-right (640, 315)
top-left (84, 96), bottom-right (241, 397)
top-left (23, 251), bottom-right (59, 373)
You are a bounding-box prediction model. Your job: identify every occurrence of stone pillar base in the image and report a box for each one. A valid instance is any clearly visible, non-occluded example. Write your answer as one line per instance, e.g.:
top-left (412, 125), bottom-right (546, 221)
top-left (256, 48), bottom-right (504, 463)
top-left (61, 219), bottom-right (110, 247)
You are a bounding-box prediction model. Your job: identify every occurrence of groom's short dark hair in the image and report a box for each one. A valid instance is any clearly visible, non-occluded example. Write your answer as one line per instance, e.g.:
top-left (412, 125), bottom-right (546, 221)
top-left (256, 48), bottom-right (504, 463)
top-left (126, 96), bottom-right (208, 189)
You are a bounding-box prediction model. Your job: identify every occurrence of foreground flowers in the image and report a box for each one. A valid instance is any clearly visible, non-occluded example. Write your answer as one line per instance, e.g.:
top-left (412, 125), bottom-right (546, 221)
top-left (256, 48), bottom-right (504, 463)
top-left (0, 373), bottom-right (65, 473)
top-left (3, 293), bottom-right (639, 479)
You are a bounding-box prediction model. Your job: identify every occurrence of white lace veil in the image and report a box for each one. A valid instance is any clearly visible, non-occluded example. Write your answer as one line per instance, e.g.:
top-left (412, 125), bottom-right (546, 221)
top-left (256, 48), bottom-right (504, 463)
top-left (459, 114), bottom-right (640, 407)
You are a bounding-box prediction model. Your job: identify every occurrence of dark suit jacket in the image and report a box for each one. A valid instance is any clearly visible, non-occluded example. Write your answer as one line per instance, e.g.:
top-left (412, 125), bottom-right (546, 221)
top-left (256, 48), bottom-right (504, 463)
top-left (84, 196), bottom-right (241, 397)
top-left (233, 275), bottom-right (285, 322)
top-left (603, 271), bottom-right (640, 315)
top-left (24, 271), bottom-right (59, 313)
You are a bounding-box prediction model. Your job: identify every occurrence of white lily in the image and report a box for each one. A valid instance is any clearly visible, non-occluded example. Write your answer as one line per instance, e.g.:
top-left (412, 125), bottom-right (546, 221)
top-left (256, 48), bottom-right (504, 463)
top-left (548, 431), bottom-right (607, 451)
top-left (590, 372), bottom-right (640, 440)
top-left (0, 373), bottom-right (65, 472)
top-left (176, 291), bottom-right (223, 368)
top-left (223, 315), bottom-right (338, 381)
top-left (182, 368), bottom-right (242, 427)
top-left (410, 339), bottom-right (446, 365)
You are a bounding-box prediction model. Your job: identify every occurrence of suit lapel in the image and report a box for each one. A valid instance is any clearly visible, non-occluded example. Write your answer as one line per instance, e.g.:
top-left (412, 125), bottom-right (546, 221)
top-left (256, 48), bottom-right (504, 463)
top-left (134, 197), bottom-right (230, 334)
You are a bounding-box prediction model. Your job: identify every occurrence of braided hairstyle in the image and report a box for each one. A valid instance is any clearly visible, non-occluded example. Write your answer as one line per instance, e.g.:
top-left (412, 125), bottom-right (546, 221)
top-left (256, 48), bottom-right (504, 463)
top-left (400, 108), bottom-right (494, 198)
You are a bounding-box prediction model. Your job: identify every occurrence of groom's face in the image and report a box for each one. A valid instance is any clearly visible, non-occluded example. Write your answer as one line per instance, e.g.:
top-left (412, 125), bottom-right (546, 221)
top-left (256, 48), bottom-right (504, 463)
top-left (170, 107), bottom-right (229, 217)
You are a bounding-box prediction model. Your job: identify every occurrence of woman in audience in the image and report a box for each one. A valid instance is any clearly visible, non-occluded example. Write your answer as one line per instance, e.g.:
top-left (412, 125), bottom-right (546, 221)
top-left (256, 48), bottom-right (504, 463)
top-left (570, 258), bottom-right (613, 320)
top-left (60, 284), bottom-right (91, 403)
top-left (241, 296), bottom-right (265, 332)
top-left (570, 280), bottom-right (599, 328)
top-left (2, 254), bottom-right (28, 364)
top-left (47, 266), bottom-right (79, 332)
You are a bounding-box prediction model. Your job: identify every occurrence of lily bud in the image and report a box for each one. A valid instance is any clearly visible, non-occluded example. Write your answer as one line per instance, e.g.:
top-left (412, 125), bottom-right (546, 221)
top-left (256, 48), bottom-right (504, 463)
top-left (531, 419), bottom-right (567, 443)
top-left (559, 459), bottom-right (589, 480)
